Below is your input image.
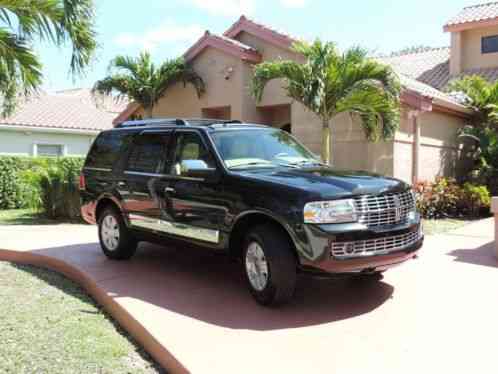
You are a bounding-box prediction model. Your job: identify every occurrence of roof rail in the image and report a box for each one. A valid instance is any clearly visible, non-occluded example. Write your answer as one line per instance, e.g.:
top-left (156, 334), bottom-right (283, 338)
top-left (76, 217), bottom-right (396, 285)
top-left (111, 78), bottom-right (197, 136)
top-left (116, 118), bottom-right (242, 128)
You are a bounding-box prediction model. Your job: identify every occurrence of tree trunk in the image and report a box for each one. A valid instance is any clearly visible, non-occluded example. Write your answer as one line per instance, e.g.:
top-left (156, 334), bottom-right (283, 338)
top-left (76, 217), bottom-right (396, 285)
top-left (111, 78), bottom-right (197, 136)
top-left (144, 106), bottom-right (153, 119)
top-left (321, 118), bottom-right (331, 165)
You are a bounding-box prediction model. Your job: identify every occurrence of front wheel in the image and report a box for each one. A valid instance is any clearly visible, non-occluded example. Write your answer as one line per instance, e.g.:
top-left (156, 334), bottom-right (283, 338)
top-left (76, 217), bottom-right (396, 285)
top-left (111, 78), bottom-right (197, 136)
top-left (98, 207), bottom-right (137, 260)
top-left (243, 225), bottom-right (297, 307)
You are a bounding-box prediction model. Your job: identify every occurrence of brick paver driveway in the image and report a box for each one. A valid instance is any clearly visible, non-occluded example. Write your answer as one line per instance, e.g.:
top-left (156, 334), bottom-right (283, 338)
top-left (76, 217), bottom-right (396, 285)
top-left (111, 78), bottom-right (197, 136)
top-left (0, 219), bottom-right (497, 373)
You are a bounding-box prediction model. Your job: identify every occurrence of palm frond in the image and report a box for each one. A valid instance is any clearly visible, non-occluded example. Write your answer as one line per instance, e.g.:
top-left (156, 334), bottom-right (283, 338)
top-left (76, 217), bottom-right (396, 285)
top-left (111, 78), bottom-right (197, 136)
top-left (94, 53), bottom-right (205, 116)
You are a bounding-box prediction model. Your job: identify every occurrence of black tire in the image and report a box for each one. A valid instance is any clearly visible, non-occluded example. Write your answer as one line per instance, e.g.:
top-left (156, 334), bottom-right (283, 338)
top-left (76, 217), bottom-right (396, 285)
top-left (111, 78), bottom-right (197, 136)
top-left (98, 207), bottom-right (137, 260)
top-left (242, 225), bottom-right (297, 307)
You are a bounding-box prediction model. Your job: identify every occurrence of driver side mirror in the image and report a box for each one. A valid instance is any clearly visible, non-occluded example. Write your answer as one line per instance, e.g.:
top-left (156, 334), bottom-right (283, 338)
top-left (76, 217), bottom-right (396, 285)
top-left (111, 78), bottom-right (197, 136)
top-left (179, 160), bottom-right (219, 181)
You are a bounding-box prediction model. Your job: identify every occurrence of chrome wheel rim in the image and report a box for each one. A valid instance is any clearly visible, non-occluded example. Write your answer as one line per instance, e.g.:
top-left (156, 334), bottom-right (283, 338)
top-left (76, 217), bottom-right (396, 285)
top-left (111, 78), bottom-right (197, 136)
top-left (101, 215), bottom-right (120, 251)
top-left (245, 242), bottom-right (269, 291)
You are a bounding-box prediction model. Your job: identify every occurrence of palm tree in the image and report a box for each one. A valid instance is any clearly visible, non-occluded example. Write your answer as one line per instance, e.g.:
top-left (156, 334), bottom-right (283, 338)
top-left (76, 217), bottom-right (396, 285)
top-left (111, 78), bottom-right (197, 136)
top-left (93, 52), bottom-right (205, 119)
top-left (0, 0), bottom-right (97, 115)
top-left (252, 40), bottom-right (401, 165)
top-left (448, 75), bottom-right (498, 128)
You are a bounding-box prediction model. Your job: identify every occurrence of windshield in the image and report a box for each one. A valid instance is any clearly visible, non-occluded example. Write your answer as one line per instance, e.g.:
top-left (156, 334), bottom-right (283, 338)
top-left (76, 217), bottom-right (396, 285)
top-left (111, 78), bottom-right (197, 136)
top-left (210, 128), bottom-right (320, 169)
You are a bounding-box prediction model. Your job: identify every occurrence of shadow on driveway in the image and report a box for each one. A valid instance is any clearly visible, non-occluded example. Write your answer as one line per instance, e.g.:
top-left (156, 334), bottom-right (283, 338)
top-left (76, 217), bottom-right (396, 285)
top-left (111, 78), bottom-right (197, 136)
top-left (28, 241), bottom-right (394, 331)
top-left (447, 241), bottom-right (497, 269)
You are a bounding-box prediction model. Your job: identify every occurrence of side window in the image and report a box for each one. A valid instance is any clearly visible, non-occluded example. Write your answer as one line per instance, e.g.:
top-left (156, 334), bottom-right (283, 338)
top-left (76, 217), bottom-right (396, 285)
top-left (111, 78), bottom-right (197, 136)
top-left (171, 132), bottom-right (216, 176)
top-left (86, 131), bottom-right (129, 169)
top-left (126, 133), bottom-right (170, 174)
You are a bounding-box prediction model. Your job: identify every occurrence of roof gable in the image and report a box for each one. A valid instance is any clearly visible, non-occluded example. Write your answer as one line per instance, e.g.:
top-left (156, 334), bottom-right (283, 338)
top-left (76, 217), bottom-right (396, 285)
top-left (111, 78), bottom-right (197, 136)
top-left (224, 16), bottom-right (297, 51)
top-left (184, 31), bottom-right (261, 63)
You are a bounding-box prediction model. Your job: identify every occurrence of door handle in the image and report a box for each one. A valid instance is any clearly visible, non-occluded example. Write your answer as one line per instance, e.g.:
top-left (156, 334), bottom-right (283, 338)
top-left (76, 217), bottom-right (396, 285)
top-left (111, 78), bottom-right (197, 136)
top-left (164, 187), bottom-right (176, 194)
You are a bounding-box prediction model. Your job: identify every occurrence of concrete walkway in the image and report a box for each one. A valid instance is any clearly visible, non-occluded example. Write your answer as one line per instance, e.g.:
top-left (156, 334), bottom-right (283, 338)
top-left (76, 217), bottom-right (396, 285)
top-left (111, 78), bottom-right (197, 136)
top-left (0, 219), bottom-right (497, 374)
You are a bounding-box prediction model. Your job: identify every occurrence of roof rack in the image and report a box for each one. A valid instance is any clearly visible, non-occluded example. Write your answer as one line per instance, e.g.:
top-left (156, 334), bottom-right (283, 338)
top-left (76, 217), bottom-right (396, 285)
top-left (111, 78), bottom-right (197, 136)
top-left (116, 118), bottom-right (242, 128)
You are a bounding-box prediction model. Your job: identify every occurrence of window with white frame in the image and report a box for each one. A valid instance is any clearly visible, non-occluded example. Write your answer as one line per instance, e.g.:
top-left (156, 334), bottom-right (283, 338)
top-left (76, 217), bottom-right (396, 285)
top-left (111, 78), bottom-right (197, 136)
top-left (34, 144), bottom-right (65, 157)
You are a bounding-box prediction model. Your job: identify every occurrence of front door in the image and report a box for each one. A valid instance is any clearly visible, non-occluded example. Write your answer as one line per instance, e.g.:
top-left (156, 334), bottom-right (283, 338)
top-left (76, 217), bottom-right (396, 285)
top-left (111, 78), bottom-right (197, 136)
top-left (158, 130), bottom-right (227, 248)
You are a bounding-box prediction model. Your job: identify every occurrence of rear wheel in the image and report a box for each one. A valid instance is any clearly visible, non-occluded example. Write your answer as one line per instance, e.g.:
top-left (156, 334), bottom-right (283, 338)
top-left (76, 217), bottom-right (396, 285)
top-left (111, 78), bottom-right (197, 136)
top-left (243, 225), bottom-right (297, 306)
top-left (98, 207), bottom-right (137, 260)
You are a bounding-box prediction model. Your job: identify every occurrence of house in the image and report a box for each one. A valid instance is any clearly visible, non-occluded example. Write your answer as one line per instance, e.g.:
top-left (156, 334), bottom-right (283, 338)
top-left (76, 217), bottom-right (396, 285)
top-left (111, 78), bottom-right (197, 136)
top-left (115, 3), bottom-right (498, 183)
top-left (0, 88), bottom-right (126, 157)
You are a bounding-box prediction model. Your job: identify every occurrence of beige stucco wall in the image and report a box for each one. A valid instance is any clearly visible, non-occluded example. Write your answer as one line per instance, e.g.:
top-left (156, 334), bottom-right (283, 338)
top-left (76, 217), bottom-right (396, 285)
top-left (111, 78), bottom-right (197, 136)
top-left (235, 32), bottom-right (302, 107)
top-left (148, 47), bottom-right (245, 119)
top-left (393, 106), bottom-right (466, 183)
top-left (0, 128), bottom-right (96, 156)
top-left (460, 24), bottom-right (498, 71)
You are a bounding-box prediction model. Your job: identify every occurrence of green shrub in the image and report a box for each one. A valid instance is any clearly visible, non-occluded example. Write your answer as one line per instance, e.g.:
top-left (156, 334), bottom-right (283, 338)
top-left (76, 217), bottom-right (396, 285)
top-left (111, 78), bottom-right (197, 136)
top-left (0, 156), bottom-right (84, 219)
top-left (415, 177), bottom-right (491, 219)
top-left (415, 178), bottom-right (461, 219)
top-left (461, 182), bottom-right (491, 217)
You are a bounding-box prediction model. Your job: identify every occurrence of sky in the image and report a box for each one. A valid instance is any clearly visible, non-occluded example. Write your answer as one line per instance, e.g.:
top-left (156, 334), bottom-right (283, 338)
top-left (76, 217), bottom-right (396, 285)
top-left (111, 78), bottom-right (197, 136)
top-left (36, 0), bottom-right (480, 91)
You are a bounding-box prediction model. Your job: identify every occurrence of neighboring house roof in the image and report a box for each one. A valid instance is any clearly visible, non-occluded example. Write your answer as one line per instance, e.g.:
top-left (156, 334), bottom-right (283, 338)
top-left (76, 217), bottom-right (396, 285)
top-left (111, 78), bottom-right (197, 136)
top-left (0, 88), bottom-right (127, 132)
top-left (224, 15), bottom-right (298, 51)
top-left (444, 1), bottom-right (498, 31)
top-left (184, 31), bottom-right (262, 63)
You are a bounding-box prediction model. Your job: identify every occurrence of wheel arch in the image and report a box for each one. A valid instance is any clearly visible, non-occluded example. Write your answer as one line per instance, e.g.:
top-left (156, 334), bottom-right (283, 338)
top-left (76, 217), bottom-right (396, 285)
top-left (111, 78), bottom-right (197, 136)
top-left (95, 195), bottom-right (125, 223)
top-left (228, 210), bottom-right (299, 261)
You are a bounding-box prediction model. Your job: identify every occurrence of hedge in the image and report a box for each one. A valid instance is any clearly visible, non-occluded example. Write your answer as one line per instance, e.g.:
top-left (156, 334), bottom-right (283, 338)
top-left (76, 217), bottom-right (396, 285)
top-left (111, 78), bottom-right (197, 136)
top-left (0, 156), bottom-right (85, 219)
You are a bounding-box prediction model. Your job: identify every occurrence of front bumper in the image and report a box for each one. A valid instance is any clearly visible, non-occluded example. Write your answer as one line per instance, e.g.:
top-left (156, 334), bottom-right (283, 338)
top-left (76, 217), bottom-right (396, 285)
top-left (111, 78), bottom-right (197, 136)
top-left (297, 216), bottom-right (423, 275)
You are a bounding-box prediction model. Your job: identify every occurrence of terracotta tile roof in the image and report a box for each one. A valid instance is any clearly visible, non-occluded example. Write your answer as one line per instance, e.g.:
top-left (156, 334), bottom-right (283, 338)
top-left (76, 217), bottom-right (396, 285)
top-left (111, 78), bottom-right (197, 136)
top-left (184, 31), bottom-right (262, 63)
top-left (378, 46), bottom-right (498, 92)
top-left (445, 2), bottom-right (498, 28)
top-left (378, 47), bottom-right (451, 90)
top-left (399, 74), bottom-right (466, 109)
top-left (0, 89), bottom-right (127, 132)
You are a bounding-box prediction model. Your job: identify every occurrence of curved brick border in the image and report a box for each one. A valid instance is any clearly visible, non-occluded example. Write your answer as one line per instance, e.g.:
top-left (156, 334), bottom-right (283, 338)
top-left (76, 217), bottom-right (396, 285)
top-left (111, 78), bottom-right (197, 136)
top-left (0, 249), bottom-right (188, 374)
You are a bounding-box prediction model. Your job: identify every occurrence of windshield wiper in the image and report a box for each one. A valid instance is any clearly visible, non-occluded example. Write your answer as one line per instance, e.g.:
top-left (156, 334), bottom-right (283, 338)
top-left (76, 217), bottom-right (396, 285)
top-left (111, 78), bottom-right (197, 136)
top-left (229, 161), bottom-right (276, 169)
top-left (280, 160), bottom-right (326, 168)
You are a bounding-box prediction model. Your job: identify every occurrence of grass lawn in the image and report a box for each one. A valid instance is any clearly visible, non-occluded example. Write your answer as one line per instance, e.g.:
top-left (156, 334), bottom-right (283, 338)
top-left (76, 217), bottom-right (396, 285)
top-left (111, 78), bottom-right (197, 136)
top-left (0, 209), bottom-right (77, 225)
top-left (422, 218), bottom-right (471, 235)
top-left (0, 262), bottom-right (164, 373)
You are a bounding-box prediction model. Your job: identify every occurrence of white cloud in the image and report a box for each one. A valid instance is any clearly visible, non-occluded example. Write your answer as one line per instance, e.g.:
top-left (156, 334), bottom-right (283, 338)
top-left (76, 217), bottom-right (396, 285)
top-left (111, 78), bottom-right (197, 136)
top-left (187, 0), bottom-right (255, 17)
top-left (279, 0), bottom-right (307, 8)
top-left (114, 22), bottom-right (204, 51)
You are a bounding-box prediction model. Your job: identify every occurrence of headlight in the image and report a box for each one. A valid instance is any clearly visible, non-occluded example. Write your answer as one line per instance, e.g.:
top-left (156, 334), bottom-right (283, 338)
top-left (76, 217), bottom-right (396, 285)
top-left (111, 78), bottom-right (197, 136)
top-left (303, 199), bottom-right (357, 224)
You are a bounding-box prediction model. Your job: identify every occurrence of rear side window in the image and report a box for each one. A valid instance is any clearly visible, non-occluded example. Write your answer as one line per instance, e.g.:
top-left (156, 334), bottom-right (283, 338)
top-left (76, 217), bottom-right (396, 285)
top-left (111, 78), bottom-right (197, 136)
top-left (86, 131), bottom-right (130, 169)
top-left (126, 134), bottom-right (170, 174)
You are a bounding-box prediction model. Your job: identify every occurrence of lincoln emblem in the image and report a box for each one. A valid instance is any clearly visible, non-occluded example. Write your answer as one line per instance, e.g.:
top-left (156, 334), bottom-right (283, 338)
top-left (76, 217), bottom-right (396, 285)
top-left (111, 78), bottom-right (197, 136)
top-left (393, 195), bottom-right (402, 222)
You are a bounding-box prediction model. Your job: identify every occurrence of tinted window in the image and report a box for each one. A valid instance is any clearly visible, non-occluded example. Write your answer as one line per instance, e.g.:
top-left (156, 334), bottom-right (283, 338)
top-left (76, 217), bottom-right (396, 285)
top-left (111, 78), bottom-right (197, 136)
top-left (171, 132), bottom-right (216, 175)
top-left (86, 131), bottom-right (130, 169)
top-left (482, 35), bottom-right (498, 54)
top-left (127, 133), bottom-right (171, 174)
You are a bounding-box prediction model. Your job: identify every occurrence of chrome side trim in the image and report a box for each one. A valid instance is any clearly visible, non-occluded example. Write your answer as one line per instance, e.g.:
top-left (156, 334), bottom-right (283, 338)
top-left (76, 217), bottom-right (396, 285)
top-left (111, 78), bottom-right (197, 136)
top-left (123, 171), bottom-right (204, 182)
top-left (124, 171), bottom-right (168, 178)
top-left (84, 167), bottom-right (112, 172)
top-left (129, 214), bottom-right (219, 244)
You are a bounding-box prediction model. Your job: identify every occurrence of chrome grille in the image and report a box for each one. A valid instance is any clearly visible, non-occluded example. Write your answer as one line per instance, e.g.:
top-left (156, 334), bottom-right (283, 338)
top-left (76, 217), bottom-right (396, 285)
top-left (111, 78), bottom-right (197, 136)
top-left (353, 190), bottom-right (415, 227)
top-left (331, 229), bottom-right (422, 258)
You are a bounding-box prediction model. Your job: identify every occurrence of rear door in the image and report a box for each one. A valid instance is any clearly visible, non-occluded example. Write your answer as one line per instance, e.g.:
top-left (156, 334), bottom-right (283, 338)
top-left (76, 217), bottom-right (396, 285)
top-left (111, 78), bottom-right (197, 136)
top-left (119, 131), bottom-right (173, 232)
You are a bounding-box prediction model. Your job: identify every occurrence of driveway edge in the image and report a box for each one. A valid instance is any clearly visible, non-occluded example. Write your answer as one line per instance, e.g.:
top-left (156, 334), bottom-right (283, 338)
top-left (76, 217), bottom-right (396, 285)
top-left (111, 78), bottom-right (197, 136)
top-left (0, 248), bottom-right (188, 374)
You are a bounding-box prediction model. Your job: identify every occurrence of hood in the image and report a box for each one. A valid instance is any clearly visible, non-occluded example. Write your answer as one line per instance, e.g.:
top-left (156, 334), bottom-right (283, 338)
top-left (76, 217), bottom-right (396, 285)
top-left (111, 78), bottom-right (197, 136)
top-left (237, 166), bottom-right (410, 199)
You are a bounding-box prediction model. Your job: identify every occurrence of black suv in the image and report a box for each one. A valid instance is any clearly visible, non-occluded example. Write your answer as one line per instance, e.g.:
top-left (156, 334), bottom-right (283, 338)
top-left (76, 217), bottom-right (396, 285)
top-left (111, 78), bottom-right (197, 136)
top-left (81, 118), bottom-right (423, 306)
